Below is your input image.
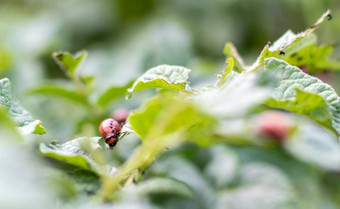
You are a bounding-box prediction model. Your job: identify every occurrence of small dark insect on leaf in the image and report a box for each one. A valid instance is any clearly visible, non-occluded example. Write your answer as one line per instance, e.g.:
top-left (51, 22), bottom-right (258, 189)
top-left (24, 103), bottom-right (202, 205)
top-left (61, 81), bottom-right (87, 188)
top-left (279, 51), bottom-right (285, 55)
top-left (327, 14), bottom-right (332, 21)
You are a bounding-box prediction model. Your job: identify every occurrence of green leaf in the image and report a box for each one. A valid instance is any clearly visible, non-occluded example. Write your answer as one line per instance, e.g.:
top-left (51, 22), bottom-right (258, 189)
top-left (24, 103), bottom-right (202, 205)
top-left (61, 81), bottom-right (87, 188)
top-left (217, 162), bottom-right (295, 209)
top-left (0, 78), bottom-right (46, 136)
top-left (121, 177), bottom-right (193, 198)
top-left (80, 75), bottom-right (96, 86)
top-left (0, 107), bottom-right (22, 140)
top-left (282, 43), bottom-right (340, 74)
top-left (0, 47), bottom-right (12, 73)
top-left (128, 95), bottom-right (215, 141)
top-left (28, 84), bottom-right (89, 107)
top-left (223, 43), bottom-right (246, 72)
top-left (266, 10), bottom-right (331, 56)
top-left (39, 137), bottom-right (103, 174)
top-left (127, 65), bottom-right (191, 97)
top-left (217, 57), bottom-right (234, 87)
top-left (265, 88), bottom-right (335, 134)
top-left (150, 156), bottom-right (217, 209)
top-left (53, 51), bottom-right (87, 79)
top-left (264, 58), bottom-right (340, 134)
top-left (196, 73), bottom-right (271, 118)
top-left (96, 80), bottom-right (134, 107)
top-left (229, 10), bottom-right (332, 73)
top-left (0, 146), bottom-right (57, 208)
top-left (205, 146), bottom-right (239, 188)
top-left (252, 10), bottom-right (336, 73)
top-left (234, 147), bottom-right (323, 208)
top-left (98, 95), bottom-right (216, 199)
top-left (18, 120), bottom-right (46, 135)
top-left (284, 119), bottom-right (340, 171)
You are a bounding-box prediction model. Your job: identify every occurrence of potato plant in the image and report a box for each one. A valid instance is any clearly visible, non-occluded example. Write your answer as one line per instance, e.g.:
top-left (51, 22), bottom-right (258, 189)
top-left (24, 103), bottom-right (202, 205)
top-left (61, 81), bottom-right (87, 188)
top-left (1, 10), bottom-right (340, 209)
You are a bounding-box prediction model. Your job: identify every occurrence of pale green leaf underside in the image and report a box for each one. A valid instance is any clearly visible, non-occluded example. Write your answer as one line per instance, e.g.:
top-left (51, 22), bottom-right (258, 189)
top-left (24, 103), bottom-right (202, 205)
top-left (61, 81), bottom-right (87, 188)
top-left (264, 58), bottom-right (340, 134)
top-left (218, 162), bottom-right (294, 209)
top-left (0, 78), bottom-right (46, 135)
top-left (127, 65), bottom-right (191, 96)
top-left (265, 88), bottom-right (334, 134)
top-left (285, 120), bottom-right (340, 171)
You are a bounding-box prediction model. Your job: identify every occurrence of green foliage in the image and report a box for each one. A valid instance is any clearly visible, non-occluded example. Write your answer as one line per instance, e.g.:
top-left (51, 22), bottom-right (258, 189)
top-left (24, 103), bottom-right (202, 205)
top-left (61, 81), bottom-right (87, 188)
top-left (217, 57), bottom-right (234, 87)
top-left (39, 137), bottom-right (105, 173)
top-left (264, 58), bottom-right (340, 134)
top-left (3, 8), bottom-right (340, 209)
top-left (0, 78), bottom-right (46, 137)
top-left (96, 80), bottom-right (134, 107)
top-left (223, 43), bottom-right (245, 72)
top-left (284, 119), bottom-right (340, 171)
top-left (53, 51), bottom-right (87, 80)
top-left (29, 84), bottom-right (89, 107)
top-left (127, 65), bottom-right (191, 97)
top-left (265, 88), bottom-right (334, 133)
top-left (120, 177), bottom-right (193, 198)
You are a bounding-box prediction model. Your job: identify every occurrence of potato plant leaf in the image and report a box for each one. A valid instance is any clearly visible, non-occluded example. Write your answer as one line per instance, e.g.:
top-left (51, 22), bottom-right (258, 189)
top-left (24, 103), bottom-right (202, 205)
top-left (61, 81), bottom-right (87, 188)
top-left (223, 43), bottom-right (246, 72)
top-left (0, 78), bottom-right (46, 136)
top-left (281, 43), bottom-right (340, 74)
top-left (97, 80), bottom-right (134, 107)
top-left (265, 88), bottom-right (335, 134)
top-left (28, 84), bottom-right (89, 107)
top-left (264, 58), bottom-right (340, 134)
top-left (197, 73), bottom-right (271, 118)
top-left (217, 162), bottom-right (295, 209)
top-left (217, 57), bottom-right (234, 87)
top-left (128, 95), bottom-right (215, 141)
top-left (53, 51), bottom-right (87, 79)
top-left (224, 10), bottom-right (337, 74)
top-left (122, 177), bottom-right (193, 198)
top-left (127, 65), bottom-right (191, 97)
top-left (284, 119), bottom-right (340, 171)
top-left (39, 137), bottom-right (104, 174)
top-left (254, 10), bottom-right (338, 73)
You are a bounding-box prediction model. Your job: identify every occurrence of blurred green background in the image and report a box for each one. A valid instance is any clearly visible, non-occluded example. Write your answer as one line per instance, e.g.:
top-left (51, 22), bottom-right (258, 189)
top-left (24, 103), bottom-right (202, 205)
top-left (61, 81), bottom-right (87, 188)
top-left (1, 0), bottom-right (340, 141)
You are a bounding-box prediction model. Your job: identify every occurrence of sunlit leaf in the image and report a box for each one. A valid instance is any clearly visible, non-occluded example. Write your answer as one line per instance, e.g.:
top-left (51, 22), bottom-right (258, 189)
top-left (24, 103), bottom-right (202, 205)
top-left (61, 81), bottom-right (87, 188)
top-left (127, 65), bottom-right (191, 97)
top-left (265, 88), bottom-right (335, 134)
top-left (223, 43), bottom-right (245, 72)
top-left (264, 58), bottom-right (340, 134)
top-left (217, 57), bottom-right (234, 87)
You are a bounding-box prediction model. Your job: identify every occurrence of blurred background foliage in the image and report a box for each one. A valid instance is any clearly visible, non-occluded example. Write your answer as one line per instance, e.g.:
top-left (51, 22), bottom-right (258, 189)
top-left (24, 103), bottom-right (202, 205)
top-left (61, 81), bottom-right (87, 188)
top-left (2, 1), bottom-right (340, 209)
top-left (1, 0), bottom-right (340, 140)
